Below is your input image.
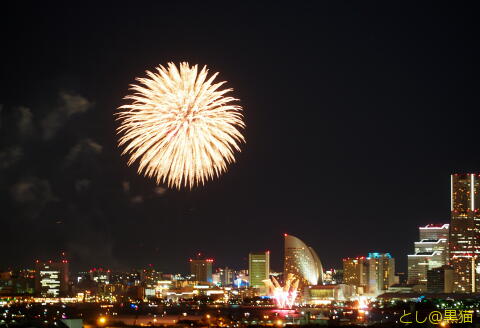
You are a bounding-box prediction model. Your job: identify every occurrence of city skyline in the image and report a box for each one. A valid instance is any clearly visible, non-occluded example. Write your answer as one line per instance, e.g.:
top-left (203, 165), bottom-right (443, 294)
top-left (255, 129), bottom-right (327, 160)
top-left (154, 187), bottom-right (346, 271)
top-left (1, 2), bottom-right (477, 274)
top-left (0, 173), bottom-right (470, 274)
top-left (1, 2), bottom-right (478, 327)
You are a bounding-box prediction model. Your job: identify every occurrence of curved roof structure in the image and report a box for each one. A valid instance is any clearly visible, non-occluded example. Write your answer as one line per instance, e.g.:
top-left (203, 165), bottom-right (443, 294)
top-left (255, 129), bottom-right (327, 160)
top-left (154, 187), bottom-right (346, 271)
top-left (284, 234), bottom-right (323, 286)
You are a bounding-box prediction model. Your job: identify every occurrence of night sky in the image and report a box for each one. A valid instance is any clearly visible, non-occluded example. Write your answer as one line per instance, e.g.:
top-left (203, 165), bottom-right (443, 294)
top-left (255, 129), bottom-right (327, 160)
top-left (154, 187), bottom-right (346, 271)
top-left (1, 2), bottom-right (478, 274)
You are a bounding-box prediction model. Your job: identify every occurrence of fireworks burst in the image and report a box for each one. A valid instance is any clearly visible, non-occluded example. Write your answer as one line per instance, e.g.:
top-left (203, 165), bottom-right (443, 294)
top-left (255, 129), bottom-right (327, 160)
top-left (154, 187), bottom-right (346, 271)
top-left (116, 62), bottom-right (245, 189)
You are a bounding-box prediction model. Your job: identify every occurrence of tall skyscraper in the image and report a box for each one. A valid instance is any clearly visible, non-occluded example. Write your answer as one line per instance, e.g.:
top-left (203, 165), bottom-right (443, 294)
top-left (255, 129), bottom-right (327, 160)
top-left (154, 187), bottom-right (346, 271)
top-left (249, 251), bottom-right (270, 289)
top-left (218, 267), bottom-right (234, 286)
top-left (34, 260), bottom-right (69, 297)
top-left (420, 224), bottom-right (450, 241)
top-left (343, 253), bottom-right (395, 295)
top-left (407, 224), bottom-right (449, 285)
top-left (366, 252), bottom-right (395, 295)
top-left (449, 173), bottom-right (480, 293)
top-left (342, 256), bottom-right (368, 293)
top-left (284, 234), bottom-right (323, 287)
top-left (189, 255), bottom-right (213, 283)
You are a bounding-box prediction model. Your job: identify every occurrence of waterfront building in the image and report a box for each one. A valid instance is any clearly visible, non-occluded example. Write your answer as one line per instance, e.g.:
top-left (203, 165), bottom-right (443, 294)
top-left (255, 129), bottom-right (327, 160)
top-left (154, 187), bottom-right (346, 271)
top-left (284, 234), bottom-right (323, 287)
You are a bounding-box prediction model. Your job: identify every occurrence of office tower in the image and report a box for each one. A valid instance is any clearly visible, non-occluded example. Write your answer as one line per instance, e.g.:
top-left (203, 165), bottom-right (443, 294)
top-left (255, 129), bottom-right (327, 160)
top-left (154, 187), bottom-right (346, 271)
top-left (284, 234), bottom-right (323, 287)
top-left (34, 260), bottom-right (69, 297)
top-left (449, 173), bottom-right (480, 292)
top-left (189, 256), bottom-right (213, 283)
top-left (214, 267), bottom-right (234, 286)
top-left (220, 267), bottom-right (234, 286)
top-left (419, 223), bottom-right (449, 240)
top-left (407, 224), bottom-right (449, 285)
top-left (427, 266), bottom-right (454, 293)
top-left (249, 251), bottom-right (270, 288)
top-left (366, 252), bottom-right (395, 295)
top-left (342, 253), bottom-right (395, 295)
top-left (343, 257), bottom-right (368, 293)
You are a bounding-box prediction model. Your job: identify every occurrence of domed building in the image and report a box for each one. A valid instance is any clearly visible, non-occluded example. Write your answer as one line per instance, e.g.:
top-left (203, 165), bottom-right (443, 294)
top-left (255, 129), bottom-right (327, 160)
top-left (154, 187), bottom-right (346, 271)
top-left (284, 234), bottom-right (324, 286)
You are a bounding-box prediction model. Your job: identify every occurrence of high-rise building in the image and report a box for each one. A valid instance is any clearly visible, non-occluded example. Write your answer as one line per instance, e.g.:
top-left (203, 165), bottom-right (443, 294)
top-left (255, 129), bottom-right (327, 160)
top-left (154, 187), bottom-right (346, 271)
top-left (35, 260), bottom-right (69, 297)
top-left (366, 252), bottom-right (395, 295)
top-left (343, 253), bottom-right (395, 295)
top-left (214, 267), bottom-right (234, 286)
top-left (343, 257), bottom-right (368, 294)
top-left (419, 224), bottom-right (449, 241)
top-left (407, 224), bottom-right (449, 285)
top-left (408, 252), bottom-right (444, 285)
top-left (284, 234), bottom-right (323, 287)
top-left (249, 251), bottom-right (270, 289)
top-left (189, 255), bottom-right (213, 283)
top-left (449, 173), bottom-right (480, 293)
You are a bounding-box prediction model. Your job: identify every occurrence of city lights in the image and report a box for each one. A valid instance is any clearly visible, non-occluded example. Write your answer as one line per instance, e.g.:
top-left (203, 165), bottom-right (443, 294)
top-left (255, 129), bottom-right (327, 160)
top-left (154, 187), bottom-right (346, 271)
top-left (2, 175), bottom-right (480, 327)
top-left (2, 2), bottom-right (476, 327)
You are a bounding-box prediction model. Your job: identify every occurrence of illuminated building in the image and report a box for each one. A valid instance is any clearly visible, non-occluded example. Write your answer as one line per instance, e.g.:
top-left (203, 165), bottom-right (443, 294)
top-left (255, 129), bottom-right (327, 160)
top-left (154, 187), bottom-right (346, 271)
top-left (419, 223), bottom-right (449, 240)
top-left (323, 270), bottom-right (333, 283)
top-left (189, 255), bottom-right (213, 283)
top-left (343, 257), bottom-right (368, 294)
top-left (234, 269), bottom-right (249, 288)
top-left (343, 253), bottom-right (395, 295)
top-left (0, 269), bottom-right (35, 295)
top-left (407, 252), bottom-right (444, 285)
top-left (34, 260), bottom-right (69, 297)
top-left (307, 284), bottom-right (355, 302)
top-left (449, 173), bottom-right (480, 293)
top-left (407, 224), bottom-right (449, 285)
top-left (219, 267), bottom-right (234, 286)
top-left (248, 251), bottom-right (270, 289)
top-left (212, 272), bottom-right (221, 285)
top-left (89, 268), bottom-right (110, 284)
top-left (366, 252), bottom-right (395, 295)
top-left (323, 269), bottom-right (343, 284)
top-left (284, 234), bottom-right (323, 287)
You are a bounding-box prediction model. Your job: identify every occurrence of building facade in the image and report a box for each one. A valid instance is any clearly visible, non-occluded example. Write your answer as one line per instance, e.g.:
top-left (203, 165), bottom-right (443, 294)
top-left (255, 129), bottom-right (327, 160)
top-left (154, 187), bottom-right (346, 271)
top-left (342, 253), bottom-right (395, 295)
top-left (34, 260), bottom-right (69, 297)
top-left (342, 257), bottom-right (368, 293)
top-left (284, 234), bottom-right (323, 287)
top-left (407, 224), bottom-right (449, 285)
top-left (218, 267), bottom-right (234, 286)
top-left (449, 173), bottom-right (480, 293)
top-left (366, 252), bottom-right (395, 295)
top-left (189, 257), bottom-right (213, 283)
top-left (248, 251), bottom-right (270, 289)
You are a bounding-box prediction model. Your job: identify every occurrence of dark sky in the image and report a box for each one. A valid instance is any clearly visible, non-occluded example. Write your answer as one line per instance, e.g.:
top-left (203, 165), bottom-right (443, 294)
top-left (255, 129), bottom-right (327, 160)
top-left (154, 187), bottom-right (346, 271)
top-left (1, 2), bottom-right (478, 274)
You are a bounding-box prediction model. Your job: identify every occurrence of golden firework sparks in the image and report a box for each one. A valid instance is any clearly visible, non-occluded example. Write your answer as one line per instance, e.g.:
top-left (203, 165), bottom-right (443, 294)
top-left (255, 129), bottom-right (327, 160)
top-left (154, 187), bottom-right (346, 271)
top-left (116, 62), bottom-right (245, 189)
